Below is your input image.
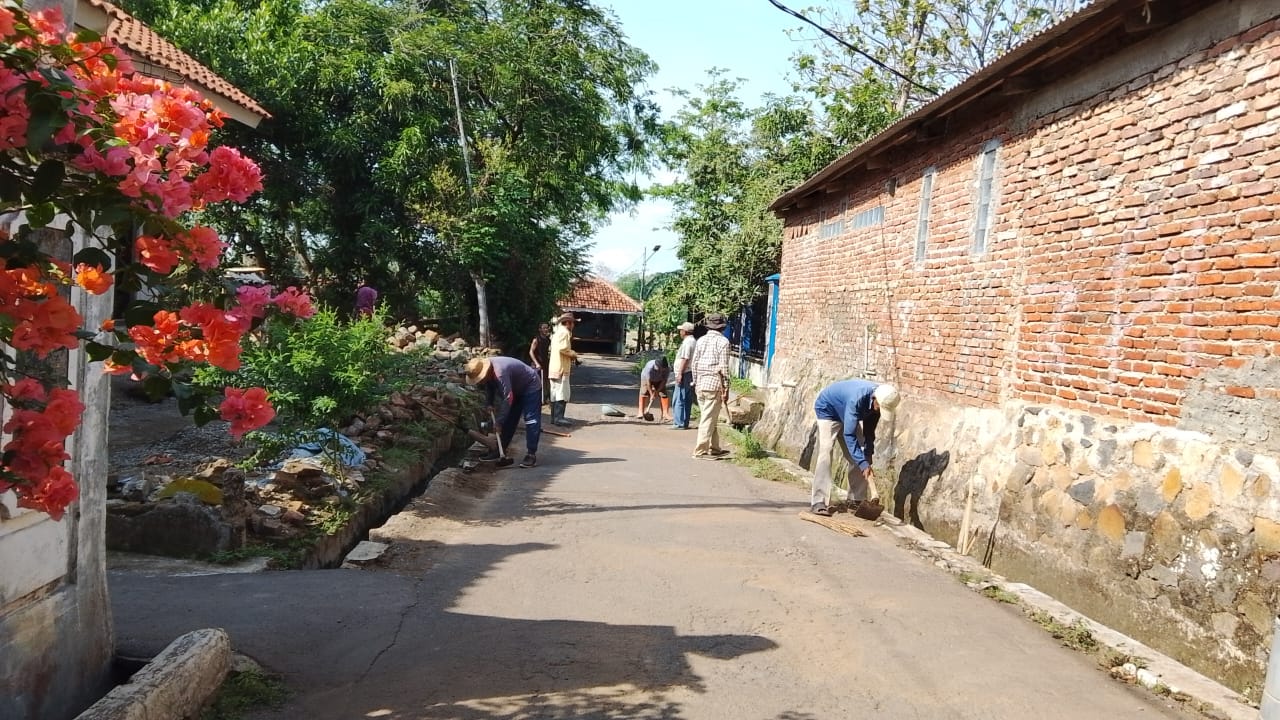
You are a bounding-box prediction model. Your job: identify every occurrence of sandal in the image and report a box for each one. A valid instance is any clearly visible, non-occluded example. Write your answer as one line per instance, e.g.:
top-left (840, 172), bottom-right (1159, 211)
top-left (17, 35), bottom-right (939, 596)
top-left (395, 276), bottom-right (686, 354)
top-left (811, 503), bottom-right (831, 517)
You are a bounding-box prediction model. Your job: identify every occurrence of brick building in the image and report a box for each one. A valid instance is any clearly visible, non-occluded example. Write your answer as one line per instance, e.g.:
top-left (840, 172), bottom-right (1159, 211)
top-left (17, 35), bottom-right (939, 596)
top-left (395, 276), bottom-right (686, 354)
top-left (756, 0), bottom-right (1280, 697)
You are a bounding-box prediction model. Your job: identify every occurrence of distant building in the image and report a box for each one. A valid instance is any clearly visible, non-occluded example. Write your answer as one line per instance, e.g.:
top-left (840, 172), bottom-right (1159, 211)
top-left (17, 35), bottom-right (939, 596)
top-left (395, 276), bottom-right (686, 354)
top-left (557, 275), bottom-right (643, 355)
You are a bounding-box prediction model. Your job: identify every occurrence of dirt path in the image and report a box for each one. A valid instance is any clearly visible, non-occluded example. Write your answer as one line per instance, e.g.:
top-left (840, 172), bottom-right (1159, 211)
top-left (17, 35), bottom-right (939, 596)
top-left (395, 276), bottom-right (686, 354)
top-left (110, 357), bottom-right (1196, 719)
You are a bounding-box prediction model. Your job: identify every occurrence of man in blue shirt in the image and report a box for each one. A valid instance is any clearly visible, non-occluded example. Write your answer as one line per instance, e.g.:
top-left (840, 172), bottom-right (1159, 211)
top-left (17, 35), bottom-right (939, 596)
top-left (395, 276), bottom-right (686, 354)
top-left (466, 356), bottom-right (542, 468)
top-left (810, 379), bottom-right (901, 516)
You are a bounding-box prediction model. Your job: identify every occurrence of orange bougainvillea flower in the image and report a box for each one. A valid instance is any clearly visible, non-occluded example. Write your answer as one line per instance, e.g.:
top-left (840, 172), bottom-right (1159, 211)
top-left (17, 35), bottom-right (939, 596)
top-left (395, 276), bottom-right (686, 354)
top-left (100, 318), bottom-right (115, 332)
top-left (9, 294), bottom-right (82, 358)
top-left (74, 263), bottom-right (113, 294)
top-left (219, 386), bottom-right (274, 439)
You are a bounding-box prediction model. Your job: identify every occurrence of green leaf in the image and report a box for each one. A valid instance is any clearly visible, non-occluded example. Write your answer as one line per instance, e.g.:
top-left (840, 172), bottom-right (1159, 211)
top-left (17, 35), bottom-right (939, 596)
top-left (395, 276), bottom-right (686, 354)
top-left (192, 404), bottom-right (219, 426)
top-left (27, 158), bottom-right (63, 199)
top-left (85, 341), bottom-right (114, 362)
top-left (124, 301), bottom-right (163, 327)
top-left (26, 203), bottom-right (56, 228)
top-left (73, 247), bottom-right (113, 271)
top-left (74, 28), bottom-right (102, 42)
top-left (141, 375), bottom-right (172, 402)
top-left (25, 93), bottom-right (68, 150)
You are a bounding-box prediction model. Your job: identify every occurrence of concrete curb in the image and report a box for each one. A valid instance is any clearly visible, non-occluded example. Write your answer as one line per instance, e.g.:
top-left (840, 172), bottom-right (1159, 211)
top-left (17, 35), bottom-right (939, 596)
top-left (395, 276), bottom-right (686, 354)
top-left (764, 455), bottom-right (1258, 720)
top-left (76, 628), bottom-right (230, 720)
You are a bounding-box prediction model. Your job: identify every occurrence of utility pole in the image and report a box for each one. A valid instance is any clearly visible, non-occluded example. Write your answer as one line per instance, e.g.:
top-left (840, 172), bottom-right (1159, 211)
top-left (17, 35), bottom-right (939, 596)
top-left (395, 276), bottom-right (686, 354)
top-left (637, 244), bottom-right (661, 353)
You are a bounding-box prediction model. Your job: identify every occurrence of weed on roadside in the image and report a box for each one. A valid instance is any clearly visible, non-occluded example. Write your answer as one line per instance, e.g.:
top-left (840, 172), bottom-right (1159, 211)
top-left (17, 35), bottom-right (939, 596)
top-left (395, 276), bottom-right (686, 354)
top-left (1029, 610), bottom-right (1098, 653)
top-left (200, 669), bottom-right (288, 720)
top-left (980, 585), bottom-right (1020, 604)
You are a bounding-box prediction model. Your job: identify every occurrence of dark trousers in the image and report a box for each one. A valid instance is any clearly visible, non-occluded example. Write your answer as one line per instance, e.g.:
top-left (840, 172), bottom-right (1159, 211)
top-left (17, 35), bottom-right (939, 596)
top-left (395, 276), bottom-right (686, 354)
top-left (500, 387), bottom-right (542, 455)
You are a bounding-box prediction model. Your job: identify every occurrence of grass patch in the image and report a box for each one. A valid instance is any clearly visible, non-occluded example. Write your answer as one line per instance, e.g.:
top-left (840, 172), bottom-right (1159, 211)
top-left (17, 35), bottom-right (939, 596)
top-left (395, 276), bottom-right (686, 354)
top-left (980, 586), bottom-right (1020, 604)
top-left (958, 570), bottom-right (992, 585)
top-left (206, 544), bottom-right (296, 568)
top-left (200, 669), bottom-right (288, 720)
top-left (729, 377), bottom-right (755, 396)
top-left (1029, 610), bottom-right (1098, 653)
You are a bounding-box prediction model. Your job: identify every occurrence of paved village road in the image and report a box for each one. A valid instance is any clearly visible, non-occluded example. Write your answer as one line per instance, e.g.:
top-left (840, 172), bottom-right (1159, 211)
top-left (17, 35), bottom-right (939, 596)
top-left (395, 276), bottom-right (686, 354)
top-left (112, 356), bottom-right (1195, 720)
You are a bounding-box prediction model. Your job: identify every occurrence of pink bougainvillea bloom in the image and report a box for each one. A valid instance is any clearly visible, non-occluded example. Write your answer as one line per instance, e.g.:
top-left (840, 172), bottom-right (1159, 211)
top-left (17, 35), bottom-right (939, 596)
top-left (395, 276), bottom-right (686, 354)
top-left (192, 145), bottom-right (263, 204)
top-left (176, 226), bottom-right (225, 270)
top-left (271, 286), bottom-right (316, 319)
top-left (235, 284), bottom-right (274, 319)
top-left (0, 7), bottom-right (16, 37)
top-left (134, 234), bottom-right (179, 273)
top-left (219, 387), bottom-right (275, 438)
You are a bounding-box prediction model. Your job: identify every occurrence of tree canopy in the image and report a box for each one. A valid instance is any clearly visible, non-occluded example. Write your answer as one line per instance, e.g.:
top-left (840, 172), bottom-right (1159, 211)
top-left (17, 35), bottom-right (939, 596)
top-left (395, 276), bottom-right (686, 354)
top-left (120, 0), bottom-right (659, 347)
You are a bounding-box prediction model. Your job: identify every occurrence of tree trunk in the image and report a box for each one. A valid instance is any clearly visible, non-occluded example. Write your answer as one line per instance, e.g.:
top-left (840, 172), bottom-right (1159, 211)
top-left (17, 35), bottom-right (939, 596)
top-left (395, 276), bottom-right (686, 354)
top-left (289, 211), bottom-right (314, 281)
top-left (471, 271), bottom-right (491, 348)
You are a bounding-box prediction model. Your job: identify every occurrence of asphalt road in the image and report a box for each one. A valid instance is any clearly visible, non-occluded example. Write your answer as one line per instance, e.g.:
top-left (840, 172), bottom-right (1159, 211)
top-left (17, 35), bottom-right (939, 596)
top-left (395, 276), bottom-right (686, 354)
top-left (110, 356), bottom-right (1193, 720)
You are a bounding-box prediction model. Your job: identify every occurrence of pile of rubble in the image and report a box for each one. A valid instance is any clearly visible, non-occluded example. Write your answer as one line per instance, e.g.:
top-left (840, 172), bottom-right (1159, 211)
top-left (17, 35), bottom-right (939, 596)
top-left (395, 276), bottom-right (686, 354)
top-left (107, 332), bottom-right (493, 562)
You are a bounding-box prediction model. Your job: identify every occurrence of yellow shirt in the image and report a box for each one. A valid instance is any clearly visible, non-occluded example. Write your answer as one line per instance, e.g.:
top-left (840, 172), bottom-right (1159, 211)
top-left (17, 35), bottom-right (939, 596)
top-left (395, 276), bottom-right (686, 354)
top-left (548, 325), bottom-right (576, 379)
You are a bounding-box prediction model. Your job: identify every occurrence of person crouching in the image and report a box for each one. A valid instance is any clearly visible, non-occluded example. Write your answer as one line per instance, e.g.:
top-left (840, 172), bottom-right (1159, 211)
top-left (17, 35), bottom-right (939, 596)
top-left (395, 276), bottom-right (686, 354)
top-left (466, 356), bottom-right (542, 468)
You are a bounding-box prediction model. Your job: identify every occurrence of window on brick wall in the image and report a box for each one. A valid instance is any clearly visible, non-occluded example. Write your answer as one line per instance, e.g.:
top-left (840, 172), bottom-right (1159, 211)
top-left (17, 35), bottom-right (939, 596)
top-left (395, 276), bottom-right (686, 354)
top-left (973, 139), bottom-right (1000, 253)
top-left (915, 167), bottom-right (935, 260)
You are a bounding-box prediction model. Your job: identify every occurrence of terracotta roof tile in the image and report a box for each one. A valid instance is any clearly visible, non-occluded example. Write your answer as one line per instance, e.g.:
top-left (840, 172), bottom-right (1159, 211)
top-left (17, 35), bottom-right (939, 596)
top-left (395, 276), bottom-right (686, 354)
top-left (84, 0), bottom-right (269, 120)
top-left (559, 275), bottom-right (642, 315)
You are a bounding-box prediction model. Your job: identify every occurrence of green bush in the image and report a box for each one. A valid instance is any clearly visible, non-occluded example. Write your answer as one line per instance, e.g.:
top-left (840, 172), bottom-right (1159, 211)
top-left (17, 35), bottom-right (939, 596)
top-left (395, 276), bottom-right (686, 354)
top-left (197, 309), bottom-right (405, 430)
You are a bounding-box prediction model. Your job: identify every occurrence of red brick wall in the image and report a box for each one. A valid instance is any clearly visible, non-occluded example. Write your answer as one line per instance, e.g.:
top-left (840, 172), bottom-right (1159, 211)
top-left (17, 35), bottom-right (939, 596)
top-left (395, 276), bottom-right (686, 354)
top-left (775, 17), bottom-right (1280, 424)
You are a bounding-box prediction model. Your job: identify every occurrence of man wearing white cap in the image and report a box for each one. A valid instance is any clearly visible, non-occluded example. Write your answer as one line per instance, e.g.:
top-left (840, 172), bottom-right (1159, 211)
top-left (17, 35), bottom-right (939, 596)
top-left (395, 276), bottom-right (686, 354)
top-left (809, 379), bottom-right (901, 516)
top-left (670, 321), bottom-right (697, 429)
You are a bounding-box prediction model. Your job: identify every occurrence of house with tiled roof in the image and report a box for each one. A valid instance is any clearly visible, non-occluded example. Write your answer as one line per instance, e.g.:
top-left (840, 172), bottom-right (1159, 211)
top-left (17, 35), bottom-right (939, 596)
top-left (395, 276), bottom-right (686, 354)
top-left (0, 3), bottom-right (268, 718)
top-left (557, 275), bottom-right (642, 355)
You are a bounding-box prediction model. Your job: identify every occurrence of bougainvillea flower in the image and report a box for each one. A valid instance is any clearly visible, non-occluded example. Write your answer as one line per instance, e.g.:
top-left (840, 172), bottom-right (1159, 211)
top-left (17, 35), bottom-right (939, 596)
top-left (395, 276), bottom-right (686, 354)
top-left (235, 284), bottom-right (274, 319)
top-left (134, 234), bottom-right (180, 274)
top-left (9, 295), bottom-right (82, 357)
top-left (74, 263), bottom-right (113, 294)
top-left (16, 466), bottom-right (79, 521)
top-left (219, 387), bottom-right (275, 438)
top-left (271, 286), bottom-right (316, 319)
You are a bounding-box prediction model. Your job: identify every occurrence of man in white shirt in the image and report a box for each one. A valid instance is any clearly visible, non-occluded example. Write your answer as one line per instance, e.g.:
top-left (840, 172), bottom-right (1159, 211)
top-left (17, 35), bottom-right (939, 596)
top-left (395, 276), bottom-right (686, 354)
top-left (690, 313), bottom-right (731, 458)
top-left (670, 321), bottom-right (697, 429)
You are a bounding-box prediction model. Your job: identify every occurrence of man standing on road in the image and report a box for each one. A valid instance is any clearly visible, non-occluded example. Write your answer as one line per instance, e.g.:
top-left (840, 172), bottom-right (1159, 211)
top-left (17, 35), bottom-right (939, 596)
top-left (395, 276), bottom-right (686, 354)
top-left (548, 313), bottom-right (578, 427)
top-left (528, 321), bottom-right (552, 407)
top-left (466, 356), bottom-right (542, 468)
top-left (690, 313), bottom-right (731, 459)
top-left (809, 379), bottom-right (900, 516)
top-left (670, 321), bottom-right (696, 430)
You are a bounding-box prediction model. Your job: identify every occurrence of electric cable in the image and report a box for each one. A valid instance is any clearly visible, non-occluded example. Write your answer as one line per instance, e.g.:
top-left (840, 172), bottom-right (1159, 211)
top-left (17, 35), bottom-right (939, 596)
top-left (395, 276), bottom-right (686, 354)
top-left (765, 0), bottom-right (939, 97)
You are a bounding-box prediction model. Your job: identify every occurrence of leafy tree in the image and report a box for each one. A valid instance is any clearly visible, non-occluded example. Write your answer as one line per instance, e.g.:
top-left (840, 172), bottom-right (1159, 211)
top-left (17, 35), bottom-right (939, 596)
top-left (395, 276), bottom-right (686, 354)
top-left (651, 74), bottom-right (840, 321)
top-left (120, 0), bottom-right (658, 346)
top-left (791, 0), bottom-right (1084, 120)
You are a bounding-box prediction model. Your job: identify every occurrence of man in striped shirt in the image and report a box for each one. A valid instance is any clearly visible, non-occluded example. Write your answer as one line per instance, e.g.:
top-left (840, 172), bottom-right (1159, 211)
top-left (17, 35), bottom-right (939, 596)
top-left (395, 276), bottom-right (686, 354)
top-left (690, 313), bottom-right (731, 459)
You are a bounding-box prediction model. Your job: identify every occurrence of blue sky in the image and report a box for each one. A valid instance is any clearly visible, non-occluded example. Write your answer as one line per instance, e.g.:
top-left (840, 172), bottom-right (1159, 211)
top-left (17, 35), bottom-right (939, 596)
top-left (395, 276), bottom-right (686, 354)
top-left (588, 0), bottom-right (807, 278)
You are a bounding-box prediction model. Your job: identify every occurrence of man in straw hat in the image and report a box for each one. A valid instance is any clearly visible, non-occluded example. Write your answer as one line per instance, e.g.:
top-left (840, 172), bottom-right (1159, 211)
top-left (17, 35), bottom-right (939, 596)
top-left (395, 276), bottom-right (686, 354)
top-left (808, 379), bottom-right (900, 516)
top-left (670, 321), bottom-right (697, 430)
top-left (547, 312), bottom-right (579, 427)
top-left (466, 356), bottom-right (542, 468)
top-left (690, 313), bottom-right (731, 459)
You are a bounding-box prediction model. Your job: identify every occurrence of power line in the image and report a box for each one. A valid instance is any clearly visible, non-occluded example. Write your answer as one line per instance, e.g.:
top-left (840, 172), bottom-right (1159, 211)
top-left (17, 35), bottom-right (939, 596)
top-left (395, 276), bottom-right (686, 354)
top-left (765, 0), bottom-right (939, 97)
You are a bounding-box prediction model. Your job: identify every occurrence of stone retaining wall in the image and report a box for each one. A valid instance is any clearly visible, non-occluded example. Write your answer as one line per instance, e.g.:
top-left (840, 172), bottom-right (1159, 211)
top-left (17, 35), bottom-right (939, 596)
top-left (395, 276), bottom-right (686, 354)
top-left (758, 379), bottom-right (1280, 697)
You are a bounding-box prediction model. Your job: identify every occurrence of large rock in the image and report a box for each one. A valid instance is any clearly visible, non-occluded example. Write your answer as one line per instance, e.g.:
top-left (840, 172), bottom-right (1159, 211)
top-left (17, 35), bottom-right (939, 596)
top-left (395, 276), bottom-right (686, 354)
top-left (106, 499), bottom-right (236, 557)
top-left (727, 396), bottom-right (765, 426)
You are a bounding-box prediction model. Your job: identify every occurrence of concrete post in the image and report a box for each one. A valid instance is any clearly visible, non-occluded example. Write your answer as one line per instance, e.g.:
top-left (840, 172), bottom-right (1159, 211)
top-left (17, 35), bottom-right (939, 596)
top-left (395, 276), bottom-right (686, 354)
top-left (1263, 616), bottom-right (1280, 719)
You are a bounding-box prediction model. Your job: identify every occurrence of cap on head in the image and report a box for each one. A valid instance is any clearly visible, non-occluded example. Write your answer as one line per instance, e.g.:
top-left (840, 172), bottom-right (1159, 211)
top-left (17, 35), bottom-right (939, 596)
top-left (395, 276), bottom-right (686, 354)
top-left (873, 383), bottom-right (900, 412)
top-left (465, 357), bottom-right (491, 385)
top-left (678, 321), bottom-right (695, 333)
